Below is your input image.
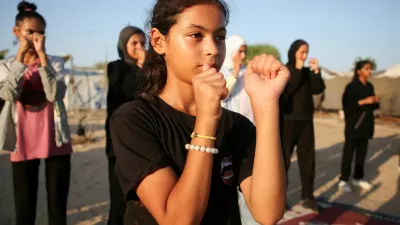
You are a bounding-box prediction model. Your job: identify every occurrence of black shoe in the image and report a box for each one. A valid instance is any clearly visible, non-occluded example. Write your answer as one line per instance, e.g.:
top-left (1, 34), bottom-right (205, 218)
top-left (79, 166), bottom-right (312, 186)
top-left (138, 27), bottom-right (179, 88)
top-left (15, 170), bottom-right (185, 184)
top-left (300, 198), bottom-right (319, 212)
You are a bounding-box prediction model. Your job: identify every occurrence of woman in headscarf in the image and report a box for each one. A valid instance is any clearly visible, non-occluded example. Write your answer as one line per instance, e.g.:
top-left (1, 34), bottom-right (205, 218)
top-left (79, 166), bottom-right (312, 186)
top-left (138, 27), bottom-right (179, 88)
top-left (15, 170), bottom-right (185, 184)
top-left (220, 35), bottom-right (254, 123)
top-left (281, 39), bottom-right (325, 211)
top-left (105, 25), bottom-right (146, 225)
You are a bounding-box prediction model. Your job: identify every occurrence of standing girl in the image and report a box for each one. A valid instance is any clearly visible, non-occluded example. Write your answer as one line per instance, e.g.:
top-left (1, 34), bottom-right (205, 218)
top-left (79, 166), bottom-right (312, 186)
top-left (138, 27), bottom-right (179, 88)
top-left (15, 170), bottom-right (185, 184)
top-left (105, 26), bottom-right (146, 225)
top-left (339, 60), bottom-right (380, 192)
top-left (110, 0), bottom-right (288, 224)
top-left (0, 2), bottom-right (72, 225)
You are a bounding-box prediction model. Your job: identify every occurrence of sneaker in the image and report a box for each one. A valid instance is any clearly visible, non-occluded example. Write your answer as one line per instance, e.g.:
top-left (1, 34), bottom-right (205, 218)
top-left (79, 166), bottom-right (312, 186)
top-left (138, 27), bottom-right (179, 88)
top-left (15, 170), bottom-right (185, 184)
top-left (352, 179), bottom-right (372, 190)
top-left (338, 180), bottom-right (352, 192)
top-left (300, 198), bottom-right (319, 212)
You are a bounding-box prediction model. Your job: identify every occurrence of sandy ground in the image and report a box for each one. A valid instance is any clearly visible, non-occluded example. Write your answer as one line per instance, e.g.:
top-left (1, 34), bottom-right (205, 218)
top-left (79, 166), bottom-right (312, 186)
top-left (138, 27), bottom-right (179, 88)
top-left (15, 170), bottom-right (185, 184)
top-left (0, 110), bottom-right (399, 225)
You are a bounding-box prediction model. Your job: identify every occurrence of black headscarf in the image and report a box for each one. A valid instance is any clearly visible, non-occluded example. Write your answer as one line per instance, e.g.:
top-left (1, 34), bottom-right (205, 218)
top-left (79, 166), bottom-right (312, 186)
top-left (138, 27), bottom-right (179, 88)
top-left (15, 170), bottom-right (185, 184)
top-left (287, 39), bottom-right (309, 67)
top-left (117, 26), bottom-right (145, 66)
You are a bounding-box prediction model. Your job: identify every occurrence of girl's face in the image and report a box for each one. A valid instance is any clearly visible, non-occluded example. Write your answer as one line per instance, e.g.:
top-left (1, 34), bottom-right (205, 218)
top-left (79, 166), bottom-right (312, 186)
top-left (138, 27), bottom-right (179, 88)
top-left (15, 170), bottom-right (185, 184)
top-left (126, 34), bottom-right (146, 59)
top-left (233, 44), bottom-right (247, 64)
top-left (13, 18), bottom-right (46, 51)
top-left (295, 44), bottom-right (309, 63)
top-left (357, 63), bottom-right (372, 79)
top-left (155, 4), bottom-right (227, 83)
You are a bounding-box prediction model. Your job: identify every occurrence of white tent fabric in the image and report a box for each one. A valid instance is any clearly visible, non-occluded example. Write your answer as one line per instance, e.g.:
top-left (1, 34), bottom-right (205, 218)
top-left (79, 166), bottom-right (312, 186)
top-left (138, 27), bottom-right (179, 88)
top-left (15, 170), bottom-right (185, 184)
top-left (64, 69), bottom-right (107, 111)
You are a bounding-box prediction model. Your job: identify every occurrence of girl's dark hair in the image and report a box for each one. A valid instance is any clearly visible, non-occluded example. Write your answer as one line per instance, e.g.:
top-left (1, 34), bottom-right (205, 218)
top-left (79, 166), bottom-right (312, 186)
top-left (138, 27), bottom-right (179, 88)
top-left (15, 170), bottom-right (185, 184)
top-left (138, 0), bottom-right (229, 99)
top-left (287, 39), bottom-right (308, 67)
top-left (15, 1), bottom-right (46, 26)
top-left (353, 60), bottom-right (372, 79)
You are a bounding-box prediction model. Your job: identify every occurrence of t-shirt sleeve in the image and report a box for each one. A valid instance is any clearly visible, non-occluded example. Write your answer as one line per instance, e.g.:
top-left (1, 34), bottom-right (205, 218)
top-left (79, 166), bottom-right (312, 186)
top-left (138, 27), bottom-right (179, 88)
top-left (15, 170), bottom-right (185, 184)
top-left (110, 102), bottom-right (171, 200)
top-left (233, 114), bottom-right (256, 186)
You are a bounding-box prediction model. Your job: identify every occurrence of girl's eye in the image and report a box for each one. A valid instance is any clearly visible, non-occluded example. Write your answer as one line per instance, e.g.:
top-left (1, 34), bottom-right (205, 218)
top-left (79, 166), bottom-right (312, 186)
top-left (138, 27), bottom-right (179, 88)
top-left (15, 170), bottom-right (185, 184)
top-left (190, 33), bottom-right (203, 39)
top-left (216, 34), bottom-right (226, 41)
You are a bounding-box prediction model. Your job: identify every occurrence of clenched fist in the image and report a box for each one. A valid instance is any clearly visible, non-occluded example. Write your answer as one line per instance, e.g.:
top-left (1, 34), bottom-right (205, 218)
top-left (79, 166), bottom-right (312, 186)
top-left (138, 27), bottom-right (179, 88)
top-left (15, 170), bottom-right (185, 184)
top-left (244, 54), bottom-right (290, 104)
top-left (193, 64), bottom-right (228, 122)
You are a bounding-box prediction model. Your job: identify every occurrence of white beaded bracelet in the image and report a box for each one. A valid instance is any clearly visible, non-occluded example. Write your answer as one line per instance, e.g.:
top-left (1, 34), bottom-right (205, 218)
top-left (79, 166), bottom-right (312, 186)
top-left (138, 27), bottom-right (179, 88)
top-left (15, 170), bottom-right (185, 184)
top-left (185, 144), bottom-right (219, 154)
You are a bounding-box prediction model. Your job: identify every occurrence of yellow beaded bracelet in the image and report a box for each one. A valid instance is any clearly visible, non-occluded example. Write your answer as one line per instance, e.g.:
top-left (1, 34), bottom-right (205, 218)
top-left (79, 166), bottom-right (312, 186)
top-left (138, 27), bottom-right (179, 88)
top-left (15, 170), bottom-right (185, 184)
top-left (191, 132), bottom-right (217, 141)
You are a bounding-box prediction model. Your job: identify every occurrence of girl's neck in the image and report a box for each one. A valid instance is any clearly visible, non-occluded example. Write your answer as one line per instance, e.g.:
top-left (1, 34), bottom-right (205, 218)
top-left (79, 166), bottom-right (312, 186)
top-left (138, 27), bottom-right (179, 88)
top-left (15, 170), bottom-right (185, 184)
top-left (23, 51), bottom-right (39, 65)
top-left (358, 76), bottom-right (367, 85)
top-left (158, 72), bottom-right (197, 116)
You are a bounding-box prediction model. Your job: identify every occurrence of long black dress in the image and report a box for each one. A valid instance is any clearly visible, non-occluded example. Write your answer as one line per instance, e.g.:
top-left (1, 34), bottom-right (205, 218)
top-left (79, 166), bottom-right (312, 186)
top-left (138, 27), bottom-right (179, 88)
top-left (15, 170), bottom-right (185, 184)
top-left (105, 59), bottom-right (140, 225)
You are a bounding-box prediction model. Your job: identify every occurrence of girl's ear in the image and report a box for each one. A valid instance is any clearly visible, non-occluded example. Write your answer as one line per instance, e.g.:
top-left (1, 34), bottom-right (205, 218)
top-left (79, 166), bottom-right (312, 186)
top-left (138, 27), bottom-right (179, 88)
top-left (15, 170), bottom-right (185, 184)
top-left (13, 26), bottom-right (20, 38)
top-left (150, 28), bottom-right (166, 55)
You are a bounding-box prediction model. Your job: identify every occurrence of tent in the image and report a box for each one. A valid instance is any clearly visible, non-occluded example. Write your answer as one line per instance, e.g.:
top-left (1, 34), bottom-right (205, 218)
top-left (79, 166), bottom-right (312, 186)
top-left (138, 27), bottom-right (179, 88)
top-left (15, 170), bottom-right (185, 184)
top-left (64, 68), bottom-right (108, 111)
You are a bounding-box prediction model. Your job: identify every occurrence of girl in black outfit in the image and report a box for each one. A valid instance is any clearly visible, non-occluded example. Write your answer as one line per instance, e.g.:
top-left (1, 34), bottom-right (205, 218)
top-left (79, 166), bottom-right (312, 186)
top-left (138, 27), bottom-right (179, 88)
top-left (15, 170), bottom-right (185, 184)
top-left (105, 26), bottom-right (146, 225)
top-left (338, 60), bottom-right (380, 193)
top-left (282, 39), bottom-right (325, 211)
top-left (110, 0), bottom-right (289, 224)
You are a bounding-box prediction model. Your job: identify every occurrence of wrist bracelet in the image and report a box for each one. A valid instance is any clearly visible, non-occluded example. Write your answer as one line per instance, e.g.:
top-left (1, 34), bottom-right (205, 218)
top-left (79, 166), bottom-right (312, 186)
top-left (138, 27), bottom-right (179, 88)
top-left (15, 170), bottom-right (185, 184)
top-left (191, 132), bottom-right (217, 141)
top-left (185, 144), bottom-right (219, 154)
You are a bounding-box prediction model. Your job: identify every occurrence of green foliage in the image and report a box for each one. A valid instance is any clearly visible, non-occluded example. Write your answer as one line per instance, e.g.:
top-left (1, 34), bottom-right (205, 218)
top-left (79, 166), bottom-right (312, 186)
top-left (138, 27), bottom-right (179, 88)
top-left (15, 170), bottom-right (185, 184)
top-left (0, 49), bottom-right (8, 60)
top-left (245, 44), bottom-right (281, 64)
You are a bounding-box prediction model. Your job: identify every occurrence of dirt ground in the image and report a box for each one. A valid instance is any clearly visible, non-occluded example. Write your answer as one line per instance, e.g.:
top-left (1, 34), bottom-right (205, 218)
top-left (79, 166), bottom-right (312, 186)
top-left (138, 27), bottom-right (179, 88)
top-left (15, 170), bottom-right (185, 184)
top-left (0, 110), bottom-right (399, 225)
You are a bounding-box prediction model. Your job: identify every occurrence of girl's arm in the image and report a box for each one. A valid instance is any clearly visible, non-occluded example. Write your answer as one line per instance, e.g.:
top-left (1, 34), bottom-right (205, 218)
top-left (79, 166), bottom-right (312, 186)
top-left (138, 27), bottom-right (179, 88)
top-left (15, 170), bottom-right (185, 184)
top-left (240, 54), bottom-right (288, 225)
top-left (0, 60), bottom-right (26, 102)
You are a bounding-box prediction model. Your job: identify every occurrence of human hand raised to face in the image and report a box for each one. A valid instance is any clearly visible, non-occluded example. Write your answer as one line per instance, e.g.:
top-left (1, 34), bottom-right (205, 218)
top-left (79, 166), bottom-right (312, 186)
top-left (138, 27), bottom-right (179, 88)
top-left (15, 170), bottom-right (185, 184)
top-left (135, 47), bottom-right (146, 67)
top-left (309, 58), bottom-right (320, 74)
top-left (192, 64), bottom-right (228, 122)
top-left (32, 33), bottom-right (46, 53)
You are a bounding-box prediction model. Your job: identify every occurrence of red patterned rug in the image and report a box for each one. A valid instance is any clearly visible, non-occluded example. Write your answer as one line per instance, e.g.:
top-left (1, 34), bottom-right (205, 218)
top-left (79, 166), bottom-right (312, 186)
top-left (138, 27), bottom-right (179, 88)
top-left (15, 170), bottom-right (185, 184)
top-left (280, 207), bottom-right (399, 225)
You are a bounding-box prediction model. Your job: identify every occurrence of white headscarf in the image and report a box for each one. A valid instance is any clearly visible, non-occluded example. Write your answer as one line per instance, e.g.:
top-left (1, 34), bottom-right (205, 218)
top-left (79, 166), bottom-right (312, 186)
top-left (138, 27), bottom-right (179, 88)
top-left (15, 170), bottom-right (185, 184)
top-left (222, 35), bottom-right (247, 70)
top-left (221, 35), bottom-right (254, 124)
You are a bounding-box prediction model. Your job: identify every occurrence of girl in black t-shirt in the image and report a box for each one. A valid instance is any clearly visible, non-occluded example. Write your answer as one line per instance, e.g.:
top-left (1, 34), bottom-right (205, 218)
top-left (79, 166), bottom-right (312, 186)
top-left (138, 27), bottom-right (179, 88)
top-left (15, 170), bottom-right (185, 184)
top-left (110, 0), bottom-right (289, 224)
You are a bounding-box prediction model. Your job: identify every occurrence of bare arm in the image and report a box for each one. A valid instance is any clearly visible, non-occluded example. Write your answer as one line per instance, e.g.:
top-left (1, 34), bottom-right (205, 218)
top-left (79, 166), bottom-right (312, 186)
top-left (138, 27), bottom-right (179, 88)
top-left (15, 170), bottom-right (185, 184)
top-left (137, 119), bottom-right (217, 225)
top-left (240, 101), bottom-right (286, 225)
top-left (128, 65), bottom-right (228, 225)
top-left (239, 54), bottom-right (288, 225)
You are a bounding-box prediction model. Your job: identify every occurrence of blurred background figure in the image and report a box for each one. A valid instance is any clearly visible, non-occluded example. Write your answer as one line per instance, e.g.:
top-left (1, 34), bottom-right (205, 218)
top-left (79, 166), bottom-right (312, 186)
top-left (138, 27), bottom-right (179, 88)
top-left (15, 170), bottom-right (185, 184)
top-left (0, 2), bottom-right (72, 225)
top-left (105, 25), bottom-right (146, 225)
top-left (281, 39), bottom-right (325, 211)
top-left (339, 60), bottom-right (380, 193)
top-left (221, 35), bottom-right (253, 123)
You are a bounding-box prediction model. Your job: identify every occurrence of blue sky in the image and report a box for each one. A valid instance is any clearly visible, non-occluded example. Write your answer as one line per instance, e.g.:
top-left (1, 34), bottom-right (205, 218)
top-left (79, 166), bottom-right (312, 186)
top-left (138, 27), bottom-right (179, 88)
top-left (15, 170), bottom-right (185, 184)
top-left (0, 0), bottom-right (399, 71)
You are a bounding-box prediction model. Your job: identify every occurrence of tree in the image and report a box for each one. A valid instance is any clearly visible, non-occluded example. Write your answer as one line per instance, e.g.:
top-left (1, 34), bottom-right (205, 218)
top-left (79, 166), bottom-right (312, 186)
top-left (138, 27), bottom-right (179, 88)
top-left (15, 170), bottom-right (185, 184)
top-left (245, 44), bottom-right (281, 65)
top-left (354, 56), bottom-right (377, 71)
top-left (0, 49), bottom-right (8, 60)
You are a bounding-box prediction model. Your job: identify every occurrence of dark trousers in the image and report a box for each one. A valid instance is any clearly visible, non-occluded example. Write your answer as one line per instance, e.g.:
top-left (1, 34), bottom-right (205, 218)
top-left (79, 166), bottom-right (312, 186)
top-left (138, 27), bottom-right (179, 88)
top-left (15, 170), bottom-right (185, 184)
top-left (340, 138), bottom-right (369, 181)
top-left (282, 120), bottom-right (315, 200)
top-left (107, 157), bottom-right (126, 225)
top-left (12, 154), bottom-right (71, 225)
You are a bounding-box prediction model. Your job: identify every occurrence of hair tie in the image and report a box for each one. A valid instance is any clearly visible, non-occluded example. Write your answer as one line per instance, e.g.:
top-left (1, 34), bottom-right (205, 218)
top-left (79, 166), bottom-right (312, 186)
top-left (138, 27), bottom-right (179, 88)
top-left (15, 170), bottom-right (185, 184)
top-left (25, 8), bottom-right (33, 12)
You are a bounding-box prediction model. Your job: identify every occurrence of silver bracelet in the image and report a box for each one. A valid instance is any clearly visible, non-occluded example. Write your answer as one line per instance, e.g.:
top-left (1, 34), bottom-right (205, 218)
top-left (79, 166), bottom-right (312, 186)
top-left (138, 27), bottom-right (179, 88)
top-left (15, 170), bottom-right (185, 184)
top-left (185, 144), bottom-right (219, 154)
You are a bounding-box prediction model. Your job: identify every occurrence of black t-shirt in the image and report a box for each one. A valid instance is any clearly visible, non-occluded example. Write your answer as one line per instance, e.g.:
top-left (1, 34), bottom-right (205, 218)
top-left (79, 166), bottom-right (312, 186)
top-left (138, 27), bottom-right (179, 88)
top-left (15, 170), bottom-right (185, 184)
top-left (110, 96), bottom-right (256, 225)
